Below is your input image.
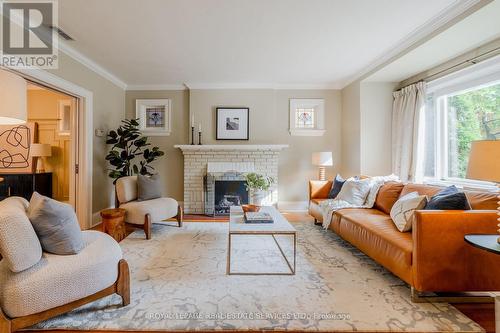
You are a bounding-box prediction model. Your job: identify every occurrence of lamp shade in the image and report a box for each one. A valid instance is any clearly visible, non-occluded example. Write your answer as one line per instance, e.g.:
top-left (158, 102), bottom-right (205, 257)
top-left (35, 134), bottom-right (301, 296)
top-left (30, 144), bottom-right (52, 157)
top-left (0, 70), bottom-right (27, 124)
top-left (466, 140), bottom-right (500, 182)
top-left (312, 152), bottom-right (333, 166)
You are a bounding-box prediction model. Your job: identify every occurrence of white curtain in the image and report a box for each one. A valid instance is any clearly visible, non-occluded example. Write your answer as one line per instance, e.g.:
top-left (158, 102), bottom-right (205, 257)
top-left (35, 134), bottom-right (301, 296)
top-left (392, 82), bottom-right (426, 182)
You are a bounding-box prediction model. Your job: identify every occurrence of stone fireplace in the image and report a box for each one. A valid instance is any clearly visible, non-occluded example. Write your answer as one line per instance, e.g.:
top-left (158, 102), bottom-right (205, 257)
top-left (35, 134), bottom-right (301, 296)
top-left (175, 145), bottom-right (288, 214)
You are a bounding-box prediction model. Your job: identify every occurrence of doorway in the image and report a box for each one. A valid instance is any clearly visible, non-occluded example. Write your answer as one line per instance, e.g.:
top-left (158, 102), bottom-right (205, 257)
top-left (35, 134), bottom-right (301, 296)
top-left (27, 82), bottom-right (79, 210)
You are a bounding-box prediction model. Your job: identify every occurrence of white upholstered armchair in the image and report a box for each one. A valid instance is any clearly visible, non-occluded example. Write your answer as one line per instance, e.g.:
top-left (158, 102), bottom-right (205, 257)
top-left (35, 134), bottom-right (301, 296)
top-left (115, 176), bottom-right (183, 240)
top-left (0, 197), bottom-right (130, 333)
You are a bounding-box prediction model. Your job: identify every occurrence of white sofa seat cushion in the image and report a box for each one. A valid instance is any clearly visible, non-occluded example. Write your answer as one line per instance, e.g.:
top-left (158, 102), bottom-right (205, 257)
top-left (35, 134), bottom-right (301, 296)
top-left (0, 197), bottom-right (42, 273)
top-left (0, 231), bottom-right (122, 318)
top-left (121, 197), bottom-right (178, 225)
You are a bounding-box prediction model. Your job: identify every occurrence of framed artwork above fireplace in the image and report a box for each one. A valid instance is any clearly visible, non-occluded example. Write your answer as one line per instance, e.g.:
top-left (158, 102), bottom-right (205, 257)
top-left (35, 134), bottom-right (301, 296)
top-left (216, 107), bottom-right (249, 140)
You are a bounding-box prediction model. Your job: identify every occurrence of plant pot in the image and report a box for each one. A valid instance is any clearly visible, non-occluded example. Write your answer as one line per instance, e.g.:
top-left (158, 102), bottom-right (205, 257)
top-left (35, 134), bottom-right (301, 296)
top-left (250, 190), bottom-right (267, 206)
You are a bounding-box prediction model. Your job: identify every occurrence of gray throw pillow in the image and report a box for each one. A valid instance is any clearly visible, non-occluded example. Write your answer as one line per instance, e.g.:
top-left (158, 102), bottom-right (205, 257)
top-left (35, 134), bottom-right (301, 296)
top-left (27, 192), bottom-right (85, 255)
top-left (137, 174), bottom-right (162, 201)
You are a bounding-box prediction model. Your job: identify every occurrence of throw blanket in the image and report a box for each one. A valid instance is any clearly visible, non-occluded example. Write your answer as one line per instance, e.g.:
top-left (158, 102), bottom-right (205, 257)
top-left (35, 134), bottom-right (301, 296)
top-left (319, 175), bottom-right (399, 229)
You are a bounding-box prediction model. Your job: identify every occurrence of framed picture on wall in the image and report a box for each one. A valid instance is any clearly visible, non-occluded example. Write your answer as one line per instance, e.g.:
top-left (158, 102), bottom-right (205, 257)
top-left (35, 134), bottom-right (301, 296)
top-left (216, 107), bottom-right (249, 140)
top-left (136, 99), bottom-right (172, 136)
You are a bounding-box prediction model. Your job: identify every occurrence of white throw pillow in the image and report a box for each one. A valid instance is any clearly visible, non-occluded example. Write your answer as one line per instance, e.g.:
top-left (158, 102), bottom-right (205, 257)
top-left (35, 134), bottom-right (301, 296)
top-left (390, 192), bottom-right (428, 232)
top-left (336, 178), bottom-right (372, 206)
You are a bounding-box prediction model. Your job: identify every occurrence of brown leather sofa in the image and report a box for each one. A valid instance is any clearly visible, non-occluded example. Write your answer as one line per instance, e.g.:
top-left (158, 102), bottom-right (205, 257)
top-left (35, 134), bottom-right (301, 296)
top-left (309, 180), bottom-right (500, 294)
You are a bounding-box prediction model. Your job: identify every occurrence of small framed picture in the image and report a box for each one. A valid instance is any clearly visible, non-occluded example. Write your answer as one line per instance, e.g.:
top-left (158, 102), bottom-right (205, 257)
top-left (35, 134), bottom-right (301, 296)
top-left (136, 99), bottom-right (172, 136)
top-left (216, 107), bottom-right (249, 140)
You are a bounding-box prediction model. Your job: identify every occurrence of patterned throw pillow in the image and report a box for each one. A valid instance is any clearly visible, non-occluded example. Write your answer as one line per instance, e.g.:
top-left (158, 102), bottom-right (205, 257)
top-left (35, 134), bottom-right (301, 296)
top-left (390, 192), bottom-right (428, 232)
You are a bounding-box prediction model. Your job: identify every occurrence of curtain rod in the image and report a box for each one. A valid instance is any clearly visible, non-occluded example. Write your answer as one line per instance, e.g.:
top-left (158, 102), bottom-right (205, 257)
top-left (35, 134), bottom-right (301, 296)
top-left (400, 45), bottom-right (500, 89)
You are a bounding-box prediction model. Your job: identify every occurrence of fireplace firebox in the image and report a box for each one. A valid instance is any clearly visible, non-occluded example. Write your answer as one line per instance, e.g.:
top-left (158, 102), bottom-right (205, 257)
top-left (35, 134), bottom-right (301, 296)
top-left (204, 172), bottom-right (249, 216)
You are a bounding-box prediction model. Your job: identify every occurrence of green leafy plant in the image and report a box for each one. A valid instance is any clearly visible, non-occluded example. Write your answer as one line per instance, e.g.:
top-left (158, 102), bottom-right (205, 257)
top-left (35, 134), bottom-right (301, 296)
top-left (105, 119), bottom-right (164, 183)
top-left (244, 172), bottom-right (274, 191)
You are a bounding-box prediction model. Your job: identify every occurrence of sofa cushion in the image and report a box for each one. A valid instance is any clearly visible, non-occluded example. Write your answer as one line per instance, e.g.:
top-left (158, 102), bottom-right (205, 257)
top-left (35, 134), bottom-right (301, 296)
top-left (390, 192), bottom-right (428, 232)
top-left (335, 209), bottom-right (413, 284)
top-left (327, 174), bottom-right (345, 199)
top-left (28, 192), bottom-right (85, 255)
top-left (137, 174), bottom-right (162, 201)
top-left (116, 176), bottom-right (138, 204)
top-left (464, 190), bottom-right (497, 210)
top-left (0, 197), bottom-right (42, 273)
top-left (425, 185), bottom-right (470, 210)
top-left (400, 183), bottom-right (442, 197)
top-left (0, 231), bottom-right (122, 318)
top-left (374, 182), bottom-right (405, 214)
top-left (121, 197), bottom-right (178, 225)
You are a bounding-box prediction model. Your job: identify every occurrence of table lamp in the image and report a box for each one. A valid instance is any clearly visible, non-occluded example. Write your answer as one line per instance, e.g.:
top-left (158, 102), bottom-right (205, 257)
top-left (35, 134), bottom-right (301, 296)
top-left (312, 152), bottom-right (333, 181)
top-left (30, 144), bottom-right (52, 173)
top-left (466, 140), bottom-right (500, 243)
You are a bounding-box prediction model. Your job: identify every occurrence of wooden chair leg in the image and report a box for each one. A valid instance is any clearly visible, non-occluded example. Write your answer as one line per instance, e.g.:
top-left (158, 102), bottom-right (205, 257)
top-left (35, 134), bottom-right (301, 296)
top-left (0, 308), bottom-right (12, 333)
top-left (144, 214), bottom-right (152, 240)
top-left (116, 259), bottom-right (130, 306)
top-left (176, 205), bottom-right (183, 227)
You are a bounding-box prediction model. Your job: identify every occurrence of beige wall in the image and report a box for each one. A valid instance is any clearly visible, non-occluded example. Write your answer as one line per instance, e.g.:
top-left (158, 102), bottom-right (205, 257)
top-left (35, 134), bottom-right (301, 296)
top-left (341, 81), bottom-right (396, 177)
top-left (125, 90), bottom-right (189, 201)
top-left (340, 81), bottom-right (361, 177)
top-left (47, 52), bottom-right (125, 215)
top-left (189, 89), bottom-right (341, 203)
top-left (360, 82), bottom-right (397, 176)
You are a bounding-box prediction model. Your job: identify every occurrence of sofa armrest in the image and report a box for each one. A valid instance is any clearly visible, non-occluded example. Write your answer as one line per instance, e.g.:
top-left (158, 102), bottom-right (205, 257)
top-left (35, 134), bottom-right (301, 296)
top-left (412, 210), bottom-right (500, 292)
top-left (309, 180), bottom-right (332, 200)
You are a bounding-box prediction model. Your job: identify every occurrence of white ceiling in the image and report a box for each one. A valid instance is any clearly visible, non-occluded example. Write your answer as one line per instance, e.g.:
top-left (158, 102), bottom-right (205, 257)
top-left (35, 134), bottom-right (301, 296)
top-left (58, 0), bottom-right (471, 89)
top-left (366, 0), bottom-right (500, 82)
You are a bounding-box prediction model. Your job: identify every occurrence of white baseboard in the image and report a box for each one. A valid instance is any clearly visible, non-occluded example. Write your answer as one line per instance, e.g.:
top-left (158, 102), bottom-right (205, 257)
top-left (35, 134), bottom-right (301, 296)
top-left (277, 201), bottom-right (309, 212)
top-left (91, 210), bottom-right (105, 228)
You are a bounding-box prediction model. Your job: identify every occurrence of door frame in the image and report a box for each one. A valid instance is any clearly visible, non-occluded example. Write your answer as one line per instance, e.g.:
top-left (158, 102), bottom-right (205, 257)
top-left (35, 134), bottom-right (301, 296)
top-left (6, 67), bottom-right (93, 229)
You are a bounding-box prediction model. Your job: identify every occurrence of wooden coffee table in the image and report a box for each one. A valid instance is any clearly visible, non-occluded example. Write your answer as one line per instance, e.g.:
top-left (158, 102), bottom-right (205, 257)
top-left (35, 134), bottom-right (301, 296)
top-left (227, 206), bottom-right (296, 275)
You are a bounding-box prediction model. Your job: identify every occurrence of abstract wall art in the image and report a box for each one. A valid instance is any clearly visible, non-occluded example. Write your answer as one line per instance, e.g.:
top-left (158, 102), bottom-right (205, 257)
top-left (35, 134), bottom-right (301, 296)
top-left (0, 122), bottom-right (37, 173)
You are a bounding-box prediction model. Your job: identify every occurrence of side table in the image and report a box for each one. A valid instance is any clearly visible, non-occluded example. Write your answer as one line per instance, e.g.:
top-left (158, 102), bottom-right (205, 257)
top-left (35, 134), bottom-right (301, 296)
top-left (101, 208), bottom-right (127, 242)
top-left (464, 234), bottom-right (500, 332)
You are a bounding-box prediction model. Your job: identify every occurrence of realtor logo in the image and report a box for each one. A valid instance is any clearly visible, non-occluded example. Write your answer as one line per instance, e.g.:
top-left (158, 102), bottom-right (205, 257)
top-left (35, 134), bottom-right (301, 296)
top-left (1, 0), bottom-right (58, 68)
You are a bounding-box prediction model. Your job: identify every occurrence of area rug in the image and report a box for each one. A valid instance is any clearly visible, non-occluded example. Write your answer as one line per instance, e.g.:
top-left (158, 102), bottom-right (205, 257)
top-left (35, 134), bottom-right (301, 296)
top-left (33, 222), bottom-right (482, 332)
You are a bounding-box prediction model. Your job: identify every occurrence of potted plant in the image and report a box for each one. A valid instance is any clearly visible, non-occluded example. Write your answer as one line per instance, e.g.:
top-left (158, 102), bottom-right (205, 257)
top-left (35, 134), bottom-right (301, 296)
top-left (105, 119), bottom-right (164, 183)
top-left (244, 172), bottom-right (275, 205)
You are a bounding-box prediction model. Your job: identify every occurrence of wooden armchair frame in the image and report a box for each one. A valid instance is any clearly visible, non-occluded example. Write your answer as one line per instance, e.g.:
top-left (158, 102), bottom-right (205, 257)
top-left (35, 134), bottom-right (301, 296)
top-left (0, 259), bottom-right (130, 333)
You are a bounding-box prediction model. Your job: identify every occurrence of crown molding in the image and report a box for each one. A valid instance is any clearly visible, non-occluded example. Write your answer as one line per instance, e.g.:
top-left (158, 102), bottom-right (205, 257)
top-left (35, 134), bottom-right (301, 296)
top-left (340, 0), bottom-right (491, 88)
top-left (57, 40), bottom-right (128, 90)
top-left (184, 82), bottom-right (341, 90)
top-left (126, 84), bottom-right (187, 91)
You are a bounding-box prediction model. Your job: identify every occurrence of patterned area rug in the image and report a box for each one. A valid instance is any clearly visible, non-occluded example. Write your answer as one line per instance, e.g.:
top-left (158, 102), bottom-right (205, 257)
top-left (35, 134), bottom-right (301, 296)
top-left (34, 222), bottom-right (482, 332)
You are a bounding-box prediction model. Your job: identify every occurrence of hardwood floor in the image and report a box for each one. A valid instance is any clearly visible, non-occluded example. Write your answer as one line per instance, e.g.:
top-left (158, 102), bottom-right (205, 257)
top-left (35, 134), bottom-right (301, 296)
top-left (85, 211), bottom-right (495, 333)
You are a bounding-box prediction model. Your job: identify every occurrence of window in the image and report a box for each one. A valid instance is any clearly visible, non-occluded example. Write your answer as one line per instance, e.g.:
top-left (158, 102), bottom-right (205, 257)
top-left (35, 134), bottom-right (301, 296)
top-left (422, 58), bottom-right (500, 189)
top-left (289, 99), bottom-right (325, 136)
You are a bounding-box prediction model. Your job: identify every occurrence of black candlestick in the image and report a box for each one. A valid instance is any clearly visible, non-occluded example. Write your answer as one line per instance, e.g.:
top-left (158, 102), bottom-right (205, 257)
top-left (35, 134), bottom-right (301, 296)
top-left (191, 126), bottom-right (195, 145)
top-left (198, 131), bottom-right (202, 145)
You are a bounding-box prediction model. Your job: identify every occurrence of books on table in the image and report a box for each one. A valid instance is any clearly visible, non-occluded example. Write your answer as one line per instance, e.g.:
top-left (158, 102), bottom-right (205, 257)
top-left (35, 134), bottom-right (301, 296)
top-left (244, 212), bottom-right (274, 224)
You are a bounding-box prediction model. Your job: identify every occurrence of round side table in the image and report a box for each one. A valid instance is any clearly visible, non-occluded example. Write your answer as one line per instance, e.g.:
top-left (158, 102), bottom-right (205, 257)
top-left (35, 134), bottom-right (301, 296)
top-left (464, 234), bottom-right (500, 332)
top-left (101, 208), bottom-right (127, 242)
